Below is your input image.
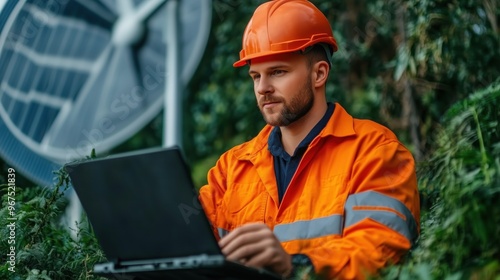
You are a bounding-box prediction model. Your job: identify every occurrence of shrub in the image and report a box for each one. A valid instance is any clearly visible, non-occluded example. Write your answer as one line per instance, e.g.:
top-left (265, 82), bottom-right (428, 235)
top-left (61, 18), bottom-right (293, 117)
top-left (0, 169), bottom-right (106, 280)
top-left (380, 81), bottom-right (500, 279)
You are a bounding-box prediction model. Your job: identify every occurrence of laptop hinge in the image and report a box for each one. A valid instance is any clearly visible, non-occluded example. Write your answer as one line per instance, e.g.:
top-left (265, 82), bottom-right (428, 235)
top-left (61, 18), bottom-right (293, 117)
top-left (118, 254), bottom-right (225, 269)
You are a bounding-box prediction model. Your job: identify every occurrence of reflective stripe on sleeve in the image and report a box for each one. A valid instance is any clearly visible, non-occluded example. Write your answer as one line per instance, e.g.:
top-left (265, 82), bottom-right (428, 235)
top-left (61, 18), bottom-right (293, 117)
top-left (344, 191), bottom-right (418, 244)
top-left (274, 214), bottom-right (343, 242)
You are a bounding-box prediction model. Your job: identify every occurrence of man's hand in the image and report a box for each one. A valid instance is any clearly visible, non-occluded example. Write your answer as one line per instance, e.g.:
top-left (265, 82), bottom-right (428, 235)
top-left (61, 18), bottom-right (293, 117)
top-left (219, 222), bottom-right (292, 277)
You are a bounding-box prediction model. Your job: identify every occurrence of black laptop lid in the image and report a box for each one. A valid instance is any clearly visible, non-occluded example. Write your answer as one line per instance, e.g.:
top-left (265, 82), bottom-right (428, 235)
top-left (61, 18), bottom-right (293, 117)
top-left (65, 146), bottom-right (221, 262)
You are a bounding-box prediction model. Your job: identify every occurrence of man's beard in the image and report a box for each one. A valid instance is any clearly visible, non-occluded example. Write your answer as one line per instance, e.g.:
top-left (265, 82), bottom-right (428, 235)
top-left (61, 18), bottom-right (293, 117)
top-left (259, 77), bottom-right (314, 127)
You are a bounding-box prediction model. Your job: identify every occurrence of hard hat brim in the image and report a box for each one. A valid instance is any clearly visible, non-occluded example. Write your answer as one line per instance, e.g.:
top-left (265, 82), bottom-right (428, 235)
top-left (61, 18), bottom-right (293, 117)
top-left (233, 36), bottom-right (338, 68)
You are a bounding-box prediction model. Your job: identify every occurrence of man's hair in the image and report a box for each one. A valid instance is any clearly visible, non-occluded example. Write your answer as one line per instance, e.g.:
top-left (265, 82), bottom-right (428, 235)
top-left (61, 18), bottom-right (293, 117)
top-left (303, 44), bottom-right (331, 69)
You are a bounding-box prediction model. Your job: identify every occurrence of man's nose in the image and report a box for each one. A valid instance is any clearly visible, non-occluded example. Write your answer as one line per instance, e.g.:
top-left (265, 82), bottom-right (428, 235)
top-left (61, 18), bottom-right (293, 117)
top-left (256, 77), bottom-right (274, 95)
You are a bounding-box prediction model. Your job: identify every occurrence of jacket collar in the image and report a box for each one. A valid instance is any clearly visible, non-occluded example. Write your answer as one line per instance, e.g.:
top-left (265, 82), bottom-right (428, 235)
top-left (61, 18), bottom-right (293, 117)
top-left (233, 102), bottom-right (356, 160)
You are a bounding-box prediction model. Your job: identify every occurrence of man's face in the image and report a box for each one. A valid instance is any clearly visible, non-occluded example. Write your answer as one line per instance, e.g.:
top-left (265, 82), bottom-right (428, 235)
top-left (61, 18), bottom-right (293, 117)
top-left (248, 52), bottom-right (314, 127)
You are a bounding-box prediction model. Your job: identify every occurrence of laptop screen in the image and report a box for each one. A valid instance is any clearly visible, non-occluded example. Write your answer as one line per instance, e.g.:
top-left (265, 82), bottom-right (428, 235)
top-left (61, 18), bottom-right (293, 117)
top-left (65, 146), bottom-right (221, 262)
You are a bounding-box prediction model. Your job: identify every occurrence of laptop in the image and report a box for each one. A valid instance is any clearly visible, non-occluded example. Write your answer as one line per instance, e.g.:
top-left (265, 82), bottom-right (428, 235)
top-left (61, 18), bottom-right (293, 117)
top-left (64, 146), bottom-right (282, 280)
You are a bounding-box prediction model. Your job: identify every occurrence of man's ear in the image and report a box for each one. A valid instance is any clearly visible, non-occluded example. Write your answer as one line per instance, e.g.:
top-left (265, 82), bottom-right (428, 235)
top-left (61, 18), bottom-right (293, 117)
top-left (313, 61), bottom-right (329, 88)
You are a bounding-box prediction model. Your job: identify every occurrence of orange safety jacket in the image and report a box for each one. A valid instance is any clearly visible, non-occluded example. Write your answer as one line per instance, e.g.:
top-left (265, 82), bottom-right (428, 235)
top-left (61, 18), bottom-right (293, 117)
top-left (199, 103), bottom-right (420, 279)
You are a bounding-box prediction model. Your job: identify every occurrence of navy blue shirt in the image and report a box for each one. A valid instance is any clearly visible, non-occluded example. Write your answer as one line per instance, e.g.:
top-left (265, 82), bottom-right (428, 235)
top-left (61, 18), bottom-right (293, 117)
top-left (268, 102), bottom-right (335, 202)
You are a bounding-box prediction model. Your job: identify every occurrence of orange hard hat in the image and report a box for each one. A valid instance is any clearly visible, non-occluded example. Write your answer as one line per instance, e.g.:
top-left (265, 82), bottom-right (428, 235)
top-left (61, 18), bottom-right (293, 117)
top-left (233, 0), bottom-right (338, 67)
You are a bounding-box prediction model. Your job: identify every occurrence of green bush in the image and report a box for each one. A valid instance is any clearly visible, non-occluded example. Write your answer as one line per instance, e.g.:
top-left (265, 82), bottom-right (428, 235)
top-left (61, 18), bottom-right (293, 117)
top-left (379, 81), bottom-right (500, 279)
top-left (0, 169), bottom-right (106, 280)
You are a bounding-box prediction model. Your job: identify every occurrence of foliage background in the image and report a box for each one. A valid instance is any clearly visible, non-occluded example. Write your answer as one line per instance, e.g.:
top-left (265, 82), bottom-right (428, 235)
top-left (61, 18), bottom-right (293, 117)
top-left (1, 0), bottom-right (499, 279)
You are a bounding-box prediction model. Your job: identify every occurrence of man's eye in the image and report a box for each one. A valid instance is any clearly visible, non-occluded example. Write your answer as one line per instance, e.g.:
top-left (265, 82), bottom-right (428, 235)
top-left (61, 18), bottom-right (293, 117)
top-left (272, 70), bottom-right (285, 76)
top-left (252, 75), bottom-right (260, 80)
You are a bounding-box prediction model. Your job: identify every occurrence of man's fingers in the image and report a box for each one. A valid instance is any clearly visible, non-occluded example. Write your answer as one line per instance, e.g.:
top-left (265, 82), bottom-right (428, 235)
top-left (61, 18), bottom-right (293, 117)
top-left (242, 242), bottom-right (292, 276)
top-left (225, 242), bottom-right (263, 263)
top-left (220, 227), bottom-right (270, 257)
top-left (219, 223), bottom-right (275, 262)
top-left (243, 245), bottom-right (277, 267)
top-left (219, 222), bottom-right (268, 248)
top-left (217, 223), bottom-right (292, 276)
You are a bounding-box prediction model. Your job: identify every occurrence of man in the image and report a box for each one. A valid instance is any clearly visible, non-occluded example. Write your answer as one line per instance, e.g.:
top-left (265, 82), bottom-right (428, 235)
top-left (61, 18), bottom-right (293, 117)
top-left (199, 1), bottom-right (420, 279)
